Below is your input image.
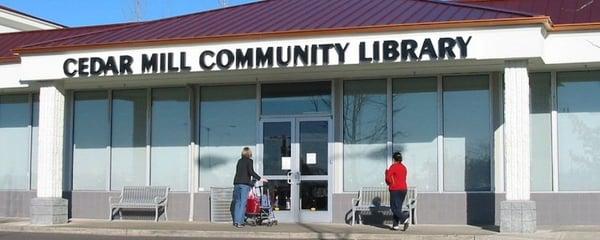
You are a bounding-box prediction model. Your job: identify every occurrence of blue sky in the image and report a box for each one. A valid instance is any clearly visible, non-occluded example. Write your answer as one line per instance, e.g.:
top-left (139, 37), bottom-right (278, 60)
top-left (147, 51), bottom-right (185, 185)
top-left (0, 0), bottom-right (256, 27)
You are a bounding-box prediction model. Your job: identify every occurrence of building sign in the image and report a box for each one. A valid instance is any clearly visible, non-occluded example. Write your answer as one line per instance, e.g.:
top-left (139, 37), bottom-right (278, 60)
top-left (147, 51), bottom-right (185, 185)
top-left (62, 36), bottom-right (471, 77)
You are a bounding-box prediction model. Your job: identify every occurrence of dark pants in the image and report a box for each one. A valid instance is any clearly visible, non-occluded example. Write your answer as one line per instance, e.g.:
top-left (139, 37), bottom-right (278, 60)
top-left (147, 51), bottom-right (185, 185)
top-left (390, 190), bottom-right (407, 226)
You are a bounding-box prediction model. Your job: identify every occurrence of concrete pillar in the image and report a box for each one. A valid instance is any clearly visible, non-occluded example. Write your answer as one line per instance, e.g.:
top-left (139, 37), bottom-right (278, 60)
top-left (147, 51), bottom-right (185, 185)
top-left (500, 60), bottom-right (536, 233)
top-left (31, 83), bottom-right (68, 225)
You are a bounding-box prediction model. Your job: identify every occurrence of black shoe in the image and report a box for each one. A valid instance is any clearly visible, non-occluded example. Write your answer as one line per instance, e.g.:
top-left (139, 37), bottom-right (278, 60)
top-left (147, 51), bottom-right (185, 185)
top-left (234, 223), bottom-right (244, 228)
top-left (392, 225), bottom-right (400, 230)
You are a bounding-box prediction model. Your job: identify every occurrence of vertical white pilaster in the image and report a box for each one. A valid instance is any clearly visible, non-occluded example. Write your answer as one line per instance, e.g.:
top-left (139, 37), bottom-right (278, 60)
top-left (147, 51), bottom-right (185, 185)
top-left (36, 83), bottom-right (66, 198)
top-left (504, 60), bottom-right (531, 201)
top-left (32, 82), bottom-right (68, 225)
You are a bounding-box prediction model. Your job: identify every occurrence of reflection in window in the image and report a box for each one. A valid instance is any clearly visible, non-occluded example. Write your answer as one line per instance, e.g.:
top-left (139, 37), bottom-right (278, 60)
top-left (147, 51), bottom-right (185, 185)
top-left (111, 90), bottom-right (147, 190)
top-left (151, 88), bottom-right (190, 191)
top-left (530, 73), bottom-right (552, 191)
top-left (299, 121), bottom-right (328, 176)
top-left (393, 77), bottom-right (438, 192)
top-left (557, 71), bottom-right (600, 191)
top-left (31, 95), bottom-right (39, 189)
top-left (343, 80), bottom-right (387, 191)
top-left (263, 122), bottom-right (291, 176)
top-left (199, 85), bottom-right (256, 189)
top-left (73, 91), bottom-right (110, 190)
top-left (261, 81), bottom-right (331, 115)
top-left (0, 95), bottom-right (31, 190)
top-left (443, 75), bottom-right (491, 192)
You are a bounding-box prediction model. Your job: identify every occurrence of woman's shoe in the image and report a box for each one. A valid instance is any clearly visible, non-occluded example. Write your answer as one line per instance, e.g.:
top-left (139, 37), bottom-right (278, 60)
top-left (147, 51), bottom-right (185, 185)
top-left (392, 225), bottom-right (400, 230)
top-left (234, 223), bottom-right (245, 228)
top-left (402, 218), bottom-right (410, 231)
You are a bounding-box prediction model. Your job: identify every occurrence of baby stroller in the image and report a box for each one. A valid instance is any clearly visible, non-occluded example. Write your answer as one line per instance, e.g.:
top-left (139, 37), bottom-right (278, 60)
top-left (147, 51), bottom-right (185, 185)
top-left (245, 183), bottom-right (278, 226)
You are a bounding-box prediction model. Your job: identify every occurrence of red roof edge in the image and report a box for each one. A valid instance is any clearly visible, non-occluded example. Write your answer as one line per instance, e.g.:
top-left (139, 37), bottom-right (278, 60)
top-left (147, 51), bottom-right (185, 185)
top-left (0, 5), bottom-right (67, 28)
top-left (431, 0), bottom-right (539, 18)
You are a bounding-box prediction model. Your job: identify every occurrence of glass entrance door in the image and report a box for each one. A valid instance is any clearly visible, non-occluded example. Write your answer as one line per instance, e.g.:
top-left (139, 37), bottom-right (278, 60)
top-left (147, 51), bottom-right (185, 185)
top-left (260, 117), bottom-right (332, 223)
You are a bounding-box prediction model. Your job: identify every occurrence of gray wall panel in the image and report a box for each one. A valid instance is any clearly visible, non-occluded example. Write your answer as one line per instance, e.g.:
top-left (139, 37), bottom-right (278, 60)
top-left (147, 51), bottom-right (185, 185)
top-left (532, 193), bottom-right (600, 225)
top-left (0, 191), bottom-right (35, 217)
top-left (332, 193), bottom-right (354, 224)
top-left (69, 191), bottom-right (190, 221)
top-left (193, 192), bottom-right (210, 222)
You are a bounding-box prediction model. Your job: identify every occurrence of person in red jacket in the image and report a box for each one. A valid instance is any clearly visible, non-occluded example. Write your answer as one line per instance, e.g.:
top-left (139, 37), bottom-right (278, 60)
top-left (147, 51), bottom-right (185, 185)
top-left (385, 151), bottom-right (409, 231)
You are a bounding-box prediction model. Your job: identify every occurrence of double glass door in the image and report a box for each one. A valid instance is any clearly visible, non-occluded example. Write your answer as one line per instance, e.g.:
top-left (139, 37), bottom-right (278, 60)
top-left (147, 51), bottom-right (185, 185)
top-left (259, 117), bottom-right (332, 223)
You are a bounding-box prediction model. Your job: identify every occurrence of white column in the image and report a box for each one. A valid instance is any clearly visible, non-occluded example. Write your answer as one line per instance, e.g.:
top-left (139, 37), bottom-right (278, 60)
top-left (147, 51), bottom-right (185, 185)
top-left (501, 60), bottom-right (536, 233)
top-left (503, 60), bottom-right (531, 201)
top-left (31, 82), bottom-right (68, 225)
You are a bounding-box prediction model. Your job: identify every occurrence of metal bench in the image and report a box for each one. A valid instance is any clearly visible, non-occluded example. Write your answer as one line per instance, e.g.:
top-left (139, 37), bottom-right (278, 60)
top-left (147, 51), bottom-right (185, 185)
top-left (109, 186), bottom-right (170, 222)
top-left (351, 186), bottom-right (417, 226)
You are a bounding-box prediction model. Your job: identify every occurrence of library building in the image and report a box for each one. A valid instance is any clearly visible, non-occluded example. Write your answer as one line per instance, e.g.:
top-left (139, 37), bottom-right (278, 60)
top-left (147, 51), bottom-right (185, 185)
top-left (0, 0), bottom-right (600, 233)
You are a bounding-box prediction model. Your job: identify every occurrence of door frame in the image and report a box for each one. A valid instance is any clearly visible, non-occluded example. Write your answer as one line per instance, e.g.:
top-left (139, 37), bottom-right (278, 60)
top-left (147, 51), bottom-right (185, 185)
top-left (257, 116), bottom-right (333, 223)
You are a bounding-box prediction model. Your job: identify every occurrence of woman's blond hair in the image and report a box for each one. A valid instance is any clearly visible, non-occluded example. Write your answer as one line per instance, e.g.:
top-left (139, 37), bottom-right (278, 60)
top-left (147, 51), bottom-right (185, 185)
top-left (241, 147), bottom-right (253, 158)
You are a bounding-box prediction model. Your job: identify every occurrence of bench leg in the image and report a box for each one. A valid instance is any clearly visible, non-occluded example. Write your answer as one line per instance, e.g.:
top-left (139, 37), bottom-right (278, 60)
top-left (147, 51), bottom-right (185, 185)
top-left (118, 209), bottom-right (123, 220)
top-left (351, 208), bottom-right (355, 226)
top-left (109, 208), bottom-right (113, 221)
top-left (164, 206), bottom-right (168, 221)
top-left (358, 212), bottom-right (362, 225)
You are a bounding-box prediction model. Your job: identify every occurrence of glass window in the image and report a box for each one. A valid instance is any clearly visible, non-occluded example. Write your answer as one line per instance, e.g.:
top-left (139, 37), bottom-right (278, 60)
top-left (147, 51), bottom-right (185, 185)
top-left (443, 75), bottom-right (491, 192)
top-left (199, 85), bottom-right (256, 189)
top-left (73, 91), bottom-right (110, 190)
top-left (393, 77), bottom-right (438, 192)
top-left (111, 90), bottom-right (148, 190)
top-left (530, 73), bottom-right (552, 191)
top-left (31, 95), bottom-right (39, 189)
top-left (151, 88), bottom-right (190, 191)
top-left (557, 71), bottom-right (600, 191)
top-left (0, 95), bottom-right (31, 190)
top-left (343, 80), bottom-right (387, 191)
top-left (261, 81), bottom-right (331, 115)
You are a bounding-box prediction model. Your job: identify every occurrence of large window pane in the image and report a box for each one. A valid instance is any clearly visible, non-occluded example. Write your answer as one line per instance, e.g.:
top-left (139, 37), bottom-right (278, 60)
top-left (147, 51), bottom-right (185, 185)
top-left (151, 88), bottom-right (190, 191)
top-left (443, 75), bottom-right (491, 192)
top-left (31, 95), bottom-right (39, 189)
top-left (0, 95), bottom-right (30, 190)
top-left (111, 90), bottom-right (147, 190)
top-left (343, 80), bottom-right (387, 191)
top-left (199, 85), bottom-right (256, 190)
top-left (393, 77), bottom-right (438, 192)
top-left (73, 91), bottom-right (109, 190)
top-left (530, 73), bottom-right (552, 191)
top-left (557, 71), bottom-right (600, 191)
top-left (261, 81), bottom-right (331, 115)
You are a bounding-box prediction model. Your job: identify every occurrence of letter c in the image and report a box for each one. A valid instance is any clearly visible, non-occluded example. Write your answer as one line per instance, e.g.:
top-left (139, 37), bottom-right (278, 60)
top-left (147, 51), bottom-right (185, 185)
top-left (63, 58), bottom-right (77, 77)
top-left (199, 51), bottom-right (215, 71)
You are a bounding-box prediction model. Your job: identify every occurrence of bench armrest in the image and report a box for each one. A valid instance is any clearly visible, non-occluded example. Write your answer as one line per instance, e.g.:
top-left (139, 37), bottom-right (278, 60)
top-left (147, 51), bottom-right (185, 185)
top-left (351, 198), bottom-right (359, 206)
top-left (109, 196), bottom-right (122, 205)
top-left (154, 196), bottom-right (167, 204)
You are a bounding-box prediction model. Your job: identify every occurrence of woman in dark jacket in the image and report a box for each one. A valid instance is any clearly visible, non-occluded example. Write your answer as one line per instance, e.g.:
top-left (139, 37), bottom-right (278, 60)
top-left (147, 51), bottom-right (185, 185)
top-left (232, 147), bottom-right (267, 228)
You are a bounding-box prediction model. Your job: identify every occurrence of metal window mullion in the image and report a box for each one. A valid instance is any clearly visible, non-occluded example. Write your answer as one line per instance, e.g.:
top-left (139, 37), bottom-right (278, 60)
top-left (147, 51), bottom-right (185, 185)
top-left (67, 91), bottom-right (75, 191)
top-left (187, 86), bottom-right (195, 193)
top-left (551, 71), bottom-right (559, 192)
top-left (146, 88), bottom-right (152, 186)
top-left (497, 73), bottom-right (505, 193)
top-left (488, 73), bottom-right (495, 192)
top-left (107, 90), bottom-right (113, 192)
top-left (256, 81), bottom-right (263, 175)
top-left (386, 78), bottom-right (392, 166)
top-left (437, 75), bottom-right (444, 193)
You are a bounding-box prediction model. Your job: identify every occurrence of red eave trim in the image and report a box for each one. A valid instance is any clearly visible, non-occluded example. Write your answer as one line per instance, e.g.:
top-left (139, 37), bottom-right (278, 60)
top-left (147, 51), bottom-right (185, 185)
top-left (0, 56), bottom-right (20, 64)
top-left (13, 16), bottom-right (552, 55)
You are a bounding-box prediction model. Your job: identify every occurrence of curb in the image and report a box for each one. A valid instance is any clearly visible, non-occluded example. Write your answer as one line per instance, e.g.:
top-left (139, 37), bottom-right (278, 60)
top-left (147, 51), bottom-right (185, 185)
top-left (0, 224), bottom-right (508, 239)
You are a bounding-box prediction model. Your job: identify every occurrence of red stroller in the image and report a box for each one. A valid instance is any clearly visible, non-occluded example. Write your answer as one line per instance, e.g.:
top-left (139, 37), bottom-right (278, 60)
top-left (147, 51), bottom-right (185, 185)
top-left (245, 184), bottom-right (277, 226)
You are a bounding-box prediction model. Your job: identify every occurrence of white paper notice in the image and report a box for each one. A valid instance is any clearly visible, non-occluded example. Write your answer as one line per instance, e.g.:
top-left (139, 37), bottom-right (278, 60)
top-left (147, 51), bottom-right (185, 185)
top-left (281, 157), bottom-right (291, 170)
top-left (306, 153), bottom-right (317, 165)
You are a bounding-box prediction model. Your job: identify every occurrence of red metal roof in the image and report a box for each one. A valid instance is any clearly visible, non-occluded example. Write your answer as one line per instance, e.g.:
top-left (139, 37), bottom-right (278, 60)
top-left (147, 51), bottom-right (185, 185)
top-left (14, 0), bottom-right (534, 52)
top-left (0, 23), bottom-right (138, 62)
top-left (455, 0), bottom-right (600, 24)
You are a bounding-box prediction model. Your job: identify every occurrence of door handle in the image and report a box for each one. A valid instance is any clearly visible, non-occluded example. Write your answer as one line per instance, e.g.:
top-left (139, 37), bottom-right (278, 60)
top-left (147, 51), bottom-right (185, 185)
top-left (287, 171), bottom-right (292, 184)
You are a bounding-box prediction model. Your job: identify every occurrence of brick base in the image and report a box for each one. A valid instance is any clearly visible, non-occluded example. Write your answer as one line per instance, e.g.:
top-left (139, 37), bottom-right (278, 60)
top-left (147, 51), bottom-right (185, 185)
top-left (31, 198), bottom-right (68, 225)
top-left (500, 200), bottom-right (536, 233)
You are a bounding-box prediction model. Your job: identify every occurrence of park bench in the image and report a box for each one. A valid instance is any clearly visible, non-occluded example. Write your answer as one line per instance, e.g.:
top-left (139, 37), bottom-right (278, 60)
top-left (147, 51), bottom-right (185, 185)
top-left (109, 186), bottom-right (170, 222)
top-left (351, 186), bottom-right (417, 226)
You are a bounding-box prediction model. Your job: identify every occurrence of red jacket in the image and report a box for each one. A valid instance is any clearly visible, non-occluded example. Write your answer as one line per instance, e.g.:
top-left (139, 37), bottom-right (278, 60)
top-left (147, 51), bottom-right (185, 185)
top-left (385, 162), bottom-right (408, 191)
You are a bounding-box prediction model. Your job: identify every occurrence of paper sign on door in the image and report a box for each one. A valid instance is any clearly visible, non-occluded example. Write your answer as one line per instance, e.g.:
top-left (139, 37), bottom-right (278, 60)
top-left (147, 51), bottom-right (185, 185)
top-left (281, 157), bottom-right (291, 170)
top-left (306, 153), bottom-right (317, 165)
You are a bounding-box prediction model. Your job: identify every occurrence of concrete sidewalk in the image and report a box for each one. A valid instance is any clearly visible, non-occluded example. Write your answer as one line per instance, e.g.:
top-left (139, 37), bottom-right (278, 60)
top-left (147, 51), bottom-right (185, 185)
top-left (0, 218), bottom-right (598, 239)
